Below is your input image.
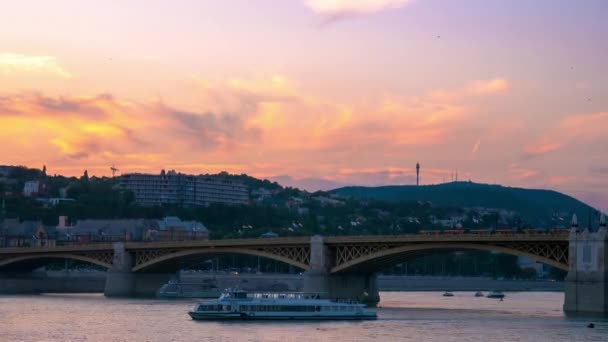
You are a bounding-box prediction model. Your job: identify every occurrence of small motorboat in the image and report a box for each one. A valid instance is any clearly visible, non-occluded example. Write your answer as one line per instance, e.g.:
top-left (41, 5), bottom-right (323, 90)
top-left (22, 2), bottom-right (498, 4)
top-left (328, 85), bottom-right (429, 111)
top-left (443, 292), bottom-right (454, 297)
top-left (474, 291), bottom-right (484, 297)
top-left (486, 291), bottom-right (505, 299)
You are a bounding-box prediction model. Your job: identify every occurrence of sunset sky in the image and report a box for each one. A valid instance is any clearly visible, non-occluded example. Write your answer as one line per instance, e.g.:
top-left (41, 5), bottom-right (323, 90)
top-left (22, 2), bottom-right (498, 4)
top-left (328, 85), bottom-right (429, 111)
top-left (1, 0), bottom-right (607, 209)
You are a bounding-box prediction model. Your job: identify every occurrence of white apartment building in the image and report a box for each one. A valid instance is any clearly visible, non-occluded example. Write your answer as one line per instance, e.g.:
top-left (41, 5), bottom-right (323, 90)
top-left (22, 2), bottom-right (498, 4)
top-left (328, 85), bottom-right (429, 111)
top-left (120, 170), bottom-right (249, 206)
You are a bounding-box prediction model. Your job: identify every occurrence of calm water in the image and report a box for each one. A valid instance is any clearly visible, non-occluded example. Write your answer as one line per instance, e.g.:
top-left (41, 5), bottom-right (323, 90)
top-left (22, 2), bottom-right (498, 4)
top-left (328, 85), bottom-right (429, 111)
top-left (0, 292), bottom-right (606, 342)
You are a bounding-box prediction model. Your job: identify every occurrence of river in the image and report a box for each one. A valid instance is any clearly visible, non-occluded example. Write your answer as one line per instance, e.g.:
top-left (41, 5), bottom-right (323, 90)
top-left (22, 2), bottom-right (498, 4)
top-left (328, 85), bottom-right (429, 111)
top-left (0, 292), bottom-right (605, 341)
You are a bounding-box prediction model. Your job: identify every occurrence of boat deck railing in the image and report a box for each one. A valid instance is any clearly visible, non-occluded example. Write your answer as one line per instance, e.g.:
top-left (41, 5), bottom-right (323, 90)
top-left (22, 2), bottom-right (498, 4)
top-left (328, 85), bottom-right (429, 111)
top-left (221, 291), bottom-right (329, 300)
top-left (249, 292), bottom-right (328, 300)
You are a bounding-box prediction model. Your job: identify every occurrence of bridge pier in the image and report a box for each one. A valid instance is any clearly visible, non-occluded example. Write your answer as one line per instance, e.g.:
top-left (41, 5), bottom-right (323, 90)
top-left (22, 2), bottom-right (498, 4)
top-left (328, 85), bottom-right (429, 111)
top-left (104, 242), bottom-right (135, 297)
top-left (104, 242), bottom-right (173, 297)
top-left (564, 218), bottom-right (608, 316)
top-left (303, 235), bottom-right (380, 306)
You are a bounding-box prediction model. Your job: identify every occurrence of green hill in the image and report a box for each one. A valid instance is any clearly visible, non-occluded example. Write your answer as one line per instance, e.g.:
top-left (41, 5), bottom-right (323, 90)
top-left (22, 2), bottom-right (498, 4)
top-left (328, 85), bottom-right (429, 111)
top-left (332, 182), bottom-right (599, 228)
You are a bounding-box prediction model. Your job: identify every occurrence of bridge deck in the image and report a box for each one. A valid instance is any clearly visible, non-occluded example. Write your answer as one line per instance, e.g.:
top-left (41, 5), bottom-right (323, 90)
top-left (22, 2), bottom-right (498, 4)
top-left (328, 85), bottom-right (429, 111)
top-left (0, 234), bottom-right (568, 255)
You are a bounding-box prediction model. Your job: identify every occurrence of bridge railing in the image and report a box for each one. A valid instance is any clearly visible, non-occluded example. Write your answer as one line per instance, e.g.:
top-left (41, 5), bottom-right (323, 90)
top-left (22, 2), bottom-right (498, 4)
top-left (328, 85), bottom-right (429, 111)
top-left (0, 232), bottom-right (210, 248)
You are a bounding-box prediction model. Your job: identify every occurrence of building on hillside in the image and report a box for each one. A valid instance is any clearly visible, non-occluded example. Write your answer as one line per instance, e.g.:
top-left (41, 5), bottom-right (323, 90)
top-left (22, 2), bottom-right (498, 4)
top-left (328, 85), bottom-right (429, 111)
top-left (68, 219), bottom-right (155, 242)
top-left (430, 215), bottom-right (466, 228)
top-left (0, 166), bottom-right (14, 177)
top-left (146, 216), bottom-right (208, 241)
top-left (312, 196), bottom-right (345, 207)
top-left (120, 170), bottom-right (249, 207)
top-left (57, 216), bottom-right (208, 242)
top-left (0, 219), bottom-right (57, 247)
top-left (251, 187), bottom-right (273, 202)
top-left (23, 180), bottom-right (48, 197)
top-left (37, 198), bottom-right (76, 206)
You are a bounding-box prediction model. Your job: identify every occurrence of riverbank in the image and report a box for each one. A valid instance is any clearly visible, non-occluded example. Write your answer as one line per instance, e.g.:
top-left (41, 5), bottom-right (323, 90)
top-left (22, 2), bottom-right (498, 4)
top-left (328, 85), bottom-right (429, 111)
top-left (0, 271), bottom-right (563, 295)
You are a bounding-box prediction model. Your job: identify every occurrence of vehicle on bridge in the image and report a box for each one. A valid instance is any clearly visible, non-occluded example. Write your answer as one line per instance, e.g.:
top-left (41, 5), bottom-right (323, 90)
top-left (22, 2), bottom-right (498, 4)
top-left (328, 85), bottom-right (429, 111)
top-left (188, 290), bottom-right (377, 321)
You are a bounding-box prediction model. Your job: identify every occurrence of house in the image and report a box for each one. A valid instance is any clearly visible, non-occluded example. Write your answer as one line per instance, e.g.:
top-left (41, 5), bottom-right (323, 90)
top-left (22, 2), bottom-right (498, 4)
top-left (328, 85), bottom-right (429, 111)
top-left (312, 196), bottom-right (345, 207)
top-left (36, 198), bottom-right (76, 207)
top-left (147, 216), bottom-right (208, 241)
top-left (286, 197), bottom-right (305, 209)
top-left (0, 219), bottom-right (57, 247)
top-left (23, 180), bottom-right (48, 197)
top-left (56, 216), bottom-right (208, 242)
top-left (69, 219), bottom-right (155, 242)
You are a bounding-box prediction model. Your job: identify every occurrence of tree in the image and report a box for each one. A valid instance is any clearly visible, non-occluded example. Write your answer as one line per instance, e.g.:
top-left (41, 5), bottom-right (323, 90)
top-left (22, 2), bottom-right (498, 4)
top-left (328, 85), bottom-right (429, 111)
top-left (81, 170), bottom-right (89, 182)
top-left (42, 165), bottom-right (47, 176)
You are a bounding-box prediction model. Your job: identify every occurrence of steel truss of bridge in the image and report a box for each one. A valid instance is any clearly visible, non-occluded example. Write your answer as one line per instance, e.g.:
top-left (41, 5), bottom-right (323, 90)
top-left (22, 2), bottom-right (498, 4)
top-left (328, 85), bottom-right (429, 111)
top-left (0, 233), bottom-right (569, 273)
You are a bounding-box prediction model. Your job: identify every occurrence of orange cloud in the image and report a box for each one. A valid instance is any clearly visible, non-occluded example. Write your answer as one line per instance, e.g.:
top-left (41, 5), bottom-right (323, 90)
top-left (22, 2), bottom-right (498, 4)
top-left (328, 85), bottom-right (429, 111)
top-left (0, 91), bottom-right (263, 174)
top-left (467, 78), bottom-right (509, 95)
top-left (0, 76), bottom-right (511, 182)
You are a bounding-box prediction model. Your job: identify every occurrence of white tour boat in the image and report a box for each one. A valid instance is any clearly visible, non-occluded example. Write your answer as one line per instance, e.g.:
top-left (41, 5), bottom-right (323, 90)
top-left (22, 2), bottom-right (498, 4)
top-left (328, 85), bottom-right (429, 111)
top-left (188, 290), bottom-right (377, 321)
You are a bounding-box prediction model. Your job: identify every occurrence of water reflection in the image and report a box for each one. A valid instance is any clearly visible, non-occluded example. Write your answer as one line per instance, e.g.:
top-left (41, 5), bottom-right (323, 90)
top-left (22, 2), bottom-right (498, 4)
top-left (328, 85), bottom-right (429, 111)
top-left (0, 292), bottom-right (606, 342)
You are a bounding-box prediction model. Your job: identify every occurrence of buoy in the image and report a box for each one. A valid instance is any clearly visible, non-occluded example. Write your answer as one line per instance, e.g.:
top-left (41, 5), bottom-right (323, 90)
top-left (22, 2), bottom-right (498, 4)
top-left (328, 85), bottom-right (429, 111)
top-left (587, 323), bottom-right (595, 329)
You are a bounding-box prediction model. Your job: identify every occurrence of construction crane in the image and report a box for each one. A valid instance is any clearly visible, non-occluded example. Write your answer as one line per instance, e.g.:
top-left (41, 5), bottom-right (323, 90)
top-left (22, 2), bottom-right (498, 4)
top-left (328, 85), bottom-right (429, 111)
top-left (110, 165), bottom-right (119, 178)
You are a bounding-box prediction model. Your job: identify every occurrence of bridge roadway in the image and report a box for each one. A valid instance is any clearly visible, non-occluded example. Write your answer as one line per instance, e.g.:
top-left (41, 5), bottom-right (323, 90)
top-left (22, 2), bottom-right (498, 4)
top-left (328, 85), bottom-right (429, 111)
top-left (0, 230), bottom-right (605, 315)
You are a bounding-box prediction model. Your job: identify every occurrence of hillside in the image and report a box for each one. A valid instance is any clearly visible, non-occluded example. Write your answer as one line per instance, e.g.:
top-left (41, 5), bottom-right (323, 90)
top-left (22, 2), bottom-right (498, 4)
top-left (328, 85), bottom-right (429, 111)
top-left (332, 182), bottom-right (598, 228)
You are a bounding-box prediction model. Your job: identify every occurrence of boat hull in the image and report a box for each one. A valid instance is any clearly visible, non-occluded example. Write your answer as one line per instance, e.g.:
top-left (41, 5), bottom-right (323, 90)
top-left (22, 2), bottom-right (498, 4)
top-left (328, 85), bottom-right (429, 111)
top-left (188, 312), bottom-right (377, 321)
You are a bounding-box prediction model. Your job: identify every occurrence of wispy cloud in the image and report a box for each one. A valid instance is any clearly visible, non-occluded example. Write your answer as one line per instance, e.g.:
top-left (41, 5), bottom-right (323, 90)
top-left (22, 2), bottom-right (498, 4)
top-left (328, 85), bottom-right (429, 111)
top-left (0, 53), bottom-right (72, 78)
top-left (523, 142), bottom-right (562, 158)
top-left (305, 0), bottom-right (415, 21)
top-left (467, 78), bottom-right (510, 95)
top-left (523, 112), bottom-right (608, 159)
top-left (471, 139), bottom-right (481, 154)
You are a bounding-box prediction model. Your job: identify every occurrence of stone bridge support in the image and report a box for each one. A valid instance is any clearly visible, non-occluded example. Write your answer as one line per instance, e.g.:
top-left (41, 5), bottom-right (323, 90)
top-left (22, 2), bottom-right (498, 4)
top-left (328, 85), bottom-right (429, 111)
top-left (104, 242), bottom-right (173, 297)
top-left (0, 269), bottom-right (46, 294)
top-left (564, 217), bottom-right (608, 315)
top-left (303, 236), bottom-right (380, 306)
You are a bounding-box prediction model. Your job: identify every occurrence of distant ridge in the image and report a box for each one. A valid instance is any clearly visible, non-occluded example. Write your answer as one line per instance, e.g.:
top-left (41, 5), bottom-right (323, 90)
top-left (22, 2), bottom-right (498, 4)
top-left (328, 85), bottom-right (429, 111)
top-left (331, 182), bottom-right (598, 228)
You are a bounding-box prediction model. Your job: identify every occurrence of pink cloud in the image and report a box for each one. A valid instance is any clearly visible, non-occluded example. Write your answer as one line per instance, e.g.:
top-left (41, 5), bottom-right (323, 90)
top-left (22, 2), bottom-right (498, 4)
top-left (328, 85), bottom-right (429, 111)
top-left (305, 0), bottom-right (415, 16)
top-left (522, 112), bottom-right (608, 158)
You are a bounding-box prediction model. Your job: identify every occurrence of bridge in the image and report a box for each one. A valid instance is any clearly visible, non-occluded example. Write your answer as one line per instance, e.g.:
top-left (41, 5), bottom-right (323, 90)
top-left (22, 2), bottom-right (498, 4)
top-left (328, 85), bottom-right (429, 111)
top-left (0, 223), bottom-right (606, 315)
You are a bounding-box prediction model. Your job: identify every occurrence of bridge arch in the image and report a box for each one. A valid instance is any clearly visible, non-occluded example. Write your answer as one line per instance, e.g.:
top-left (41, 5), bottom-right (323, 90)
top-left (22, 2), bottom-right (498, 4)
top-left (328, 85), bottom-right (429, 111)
top-left (330, 242), bottom-right (569, 274)
top-left (0, 253), bottom-right (113, 270)
top-left (132, 247), bottom-right (310, 272)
